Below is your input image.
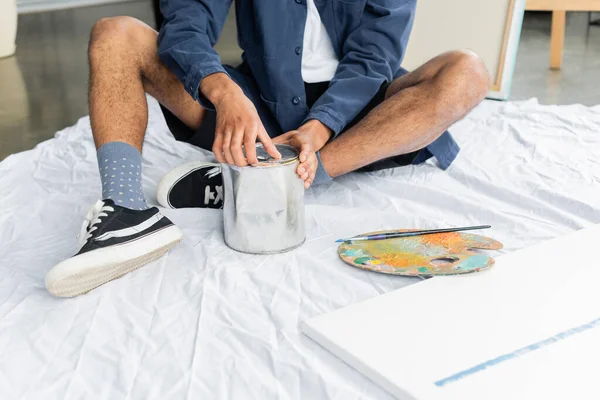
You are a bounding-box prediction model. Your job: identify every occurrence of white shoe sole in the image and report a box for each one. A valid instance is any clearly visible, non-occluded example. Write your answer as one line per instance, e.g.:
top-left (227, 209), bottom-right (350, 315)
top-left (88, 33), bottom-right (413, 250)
top-left (157, 161), bottom-right (220, 208)
top-left (45, 225), bottom-right (183, 298)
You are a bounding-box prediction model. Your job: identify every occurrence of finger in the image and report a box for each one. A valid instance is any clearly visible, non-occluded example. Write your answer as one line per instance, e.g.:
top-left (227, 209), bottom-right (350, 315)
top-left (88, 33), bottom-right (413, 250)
top-left (305, 160), bottom-right (317, 189)
top-left (299, 149), bottom-right (311, 163)
top-left (299, 138), bottom-right (312, 162)
top-left (222, 129), bottom-right (235, 165)
top-left (212, 134), bottom-right (225, 163)
top-left (308, 156), bottom-right (318, 182)
top-left (244, 130), bottom-right (259, 165)
top-left (298, 141), bottom-right (311, 163)
top-left (297, 158), bottom-right (311, 176)
top-left (298, 150), bottom-right (314, 174)
top-left (257, 126), bottom-right (281, 159)
top-left (304, 178), bottom-right (312, 189)
top-left (297, 162), bottom-right (310, 179)
top-left (299, 154), bottom-right (317, 180)
top-left (231, 128), bottom-right (248, 167)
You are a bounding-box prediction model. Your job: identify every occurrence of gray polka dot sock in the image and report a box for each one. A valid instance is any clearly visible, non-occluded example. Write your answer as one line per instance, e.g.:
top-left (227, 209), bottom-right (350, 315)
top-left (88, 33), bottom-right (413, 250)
top-left (97, 141), bottom-right (148, 210)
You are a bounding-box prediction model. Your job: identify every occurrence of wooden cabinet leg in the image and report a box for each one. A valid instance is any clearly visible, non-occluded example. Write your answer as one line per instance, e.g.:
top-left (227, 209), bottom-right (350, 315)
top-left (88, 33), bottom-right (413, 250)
top-left (550, 10), bottom-right (566, 70)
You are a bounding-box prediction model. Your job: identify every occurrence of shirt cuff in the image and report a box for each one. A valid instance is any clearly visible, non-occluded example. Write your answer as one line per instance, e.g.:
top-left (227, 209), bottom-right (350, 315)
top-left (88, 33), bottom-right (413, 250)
top-left (303, 106), bottom-right (347, 137)
top-left (184, 62), bottom-right (229, 109)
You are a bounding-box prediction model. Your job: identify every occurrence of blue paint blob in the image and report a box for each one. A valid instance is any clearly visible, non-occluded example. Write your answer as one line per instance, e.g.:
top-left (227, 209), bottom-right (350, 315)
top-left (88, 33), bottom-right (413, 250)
top-left (342, 249), bottom-right (365, 257)
top-left (454, 255), bottom-right (489, 271)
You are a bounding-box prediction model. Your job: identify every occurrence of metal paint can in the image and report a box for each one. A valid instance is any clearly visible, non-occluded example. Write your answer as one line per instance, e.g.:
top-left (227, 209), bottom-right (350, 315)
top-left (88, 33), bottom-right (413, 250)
top-left (222, 144), bottom-right (306, 254)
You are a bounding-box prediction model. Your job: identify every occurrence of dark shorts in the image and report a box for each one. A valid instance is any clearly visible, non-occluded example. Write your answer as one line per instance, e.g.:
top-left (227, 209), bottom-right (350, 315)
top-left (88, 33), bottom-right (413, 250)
top-left (161, 62), bottom-right (421, 172)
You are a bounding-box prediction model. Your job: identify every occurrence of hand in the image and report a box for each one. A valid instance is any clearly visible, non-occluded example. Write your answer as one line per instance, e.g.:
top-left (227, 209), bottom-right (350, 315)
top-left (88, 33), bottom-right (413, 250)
top-left (200, 73), bottom-right (281, 166)
top-left (274, 120), bottom-right (333, 189)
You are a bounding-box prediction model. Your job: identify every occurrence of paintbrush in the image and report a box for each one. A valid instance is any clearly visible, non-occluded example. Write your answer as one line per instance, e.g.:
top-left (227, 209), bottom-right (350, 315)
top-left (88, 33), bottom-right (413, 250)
top-left (335, 225), bottom-right (491, 243)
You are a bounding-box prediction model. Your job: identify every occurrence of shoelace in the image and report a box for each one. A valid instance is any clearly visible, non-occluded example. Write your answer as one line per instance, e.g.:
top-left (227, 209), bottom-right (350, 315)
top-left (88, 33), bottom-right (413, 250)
top-left (204, 166), bottom-right (221, 179)
top-left (77, 200), bottom-right (115, 246)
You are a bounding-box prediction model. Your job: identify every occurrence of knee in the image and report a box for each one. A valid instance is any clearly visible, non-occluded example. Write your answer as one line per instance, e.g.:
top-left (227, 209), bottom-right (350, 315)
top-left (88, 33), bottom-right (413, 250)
top-left (88, 16), bottom-right (143, 61)
top-left (448, 49), bottom-right (491, 100)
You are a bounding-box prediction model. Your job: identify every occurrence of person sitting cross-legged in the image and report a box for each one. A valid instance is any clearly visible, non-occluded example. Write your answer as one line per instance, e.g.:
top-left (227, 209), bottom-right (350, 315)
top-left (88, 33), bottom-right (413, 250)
top-left (45, 0), bottom-right (490, 297)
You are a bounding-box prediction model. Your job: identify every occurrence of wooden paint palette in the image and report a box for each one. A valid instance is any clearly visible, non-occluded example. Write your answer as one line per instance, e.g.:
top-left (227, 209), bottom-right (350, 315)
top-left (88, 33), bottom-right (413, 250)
top-left (338, 230), bottom-right (503, 276)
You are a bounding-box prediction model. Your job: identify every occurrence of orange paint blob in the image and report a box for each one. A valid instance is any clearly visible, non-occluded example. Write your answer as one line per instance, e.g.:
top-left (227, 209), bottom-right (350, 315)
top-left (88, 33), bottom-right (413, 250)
top-left (421, 232), bottom-right (465, 251)
top-left (377, 252), bottom-right (430, 268)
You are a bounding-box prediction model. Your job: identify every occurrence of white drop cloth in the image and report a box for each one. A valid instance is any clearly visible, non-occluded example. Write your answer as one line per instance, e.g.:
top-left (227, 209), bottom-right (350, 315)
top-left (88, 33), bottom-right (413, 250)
top-left (0, 97), bottom-right (599, 400)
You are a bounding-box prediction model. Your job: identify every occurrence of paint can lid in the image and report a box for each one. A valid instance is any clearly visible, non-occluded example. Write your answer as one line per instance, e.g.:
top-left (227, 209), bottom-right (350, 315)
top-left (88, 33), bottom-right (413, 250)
top-left (253, 144), bottom-right (299, 167)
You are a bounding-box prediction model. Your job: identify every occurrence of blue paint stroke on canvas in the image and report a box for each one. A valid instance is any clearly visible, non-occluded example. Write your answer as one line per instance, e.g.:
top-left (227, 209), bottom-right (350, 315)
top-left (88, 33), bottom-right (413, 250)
top-left (435, 316), bottom-right (600, 387)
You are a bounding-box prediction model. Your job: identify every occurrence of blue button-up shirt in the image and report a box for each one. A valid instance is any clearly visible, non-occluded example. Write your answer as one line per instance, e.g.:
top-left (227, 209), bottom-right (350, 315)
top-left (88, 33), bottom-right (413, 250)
top-left (158, 0), bottom-right (459, 169)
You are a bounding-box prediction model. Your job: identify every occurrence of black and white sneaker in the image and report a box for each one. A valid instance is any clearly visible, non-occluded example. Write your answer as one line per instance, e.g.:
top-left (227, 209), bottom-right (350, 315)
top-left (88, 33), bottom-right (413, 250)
top-left (45, 199), bottom-right (183, 297)
top-left (157, 161), bottom-right (223, 209)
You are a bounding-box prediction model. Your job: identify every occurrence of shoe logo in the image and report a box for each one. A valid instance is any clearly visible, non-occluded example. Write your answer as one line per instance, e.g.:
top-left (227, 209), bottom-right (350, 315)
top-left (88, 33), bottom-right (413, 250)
top-left (95, 212), bottom-right (163, 241)
top-left (204, 185), bottom-right (223, 206)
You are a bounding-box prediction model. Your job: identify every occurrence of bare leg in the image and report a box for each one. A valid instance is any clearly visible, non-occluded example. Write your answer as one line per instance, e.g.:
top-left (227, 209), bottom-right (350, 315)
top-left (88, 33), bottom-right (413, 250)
top-left (88, 16), bottom-right (205, 151)
top-left (319, 50), bottom-right (490, 177)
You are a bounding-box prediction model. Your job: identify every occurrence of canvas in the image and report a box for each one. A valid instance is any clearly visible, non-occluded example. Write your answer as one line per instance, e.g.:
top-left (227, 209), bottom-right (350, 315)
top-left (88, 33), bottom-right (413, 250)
top-left (402, 0), bottom-right (526, 100)
top-left (303, 225), bottom-right (600, 400)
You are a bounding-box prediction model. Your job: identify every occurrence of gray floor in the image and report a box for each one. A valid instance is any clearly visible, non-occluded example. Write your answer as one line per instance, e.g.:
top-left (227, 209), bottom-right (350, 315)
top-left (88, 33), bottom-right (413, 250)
top-left (1, 4), bottom-right (599, 160)
top-left (513, 11), bottom-right (600, 105)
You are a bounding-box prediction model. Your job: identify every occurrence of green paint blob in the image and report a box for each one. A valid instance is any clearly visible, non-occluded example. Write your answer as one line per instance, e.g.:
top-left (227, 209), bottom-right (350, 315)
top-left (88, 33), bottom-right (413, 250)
top-left (354, 257), bottom-right (372, 265)
top-left (418, 267), bottom-right (429, 273)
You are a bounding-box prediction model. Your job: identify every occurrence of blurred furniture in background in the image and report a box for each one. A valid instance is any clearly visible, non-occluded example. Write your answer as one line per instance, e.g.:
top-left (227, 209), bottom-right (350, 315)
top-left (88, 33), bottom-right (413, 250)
top-left (0, 0), bottom-right (18, 58)
top-left (526, 0), bottom-right (600, 69)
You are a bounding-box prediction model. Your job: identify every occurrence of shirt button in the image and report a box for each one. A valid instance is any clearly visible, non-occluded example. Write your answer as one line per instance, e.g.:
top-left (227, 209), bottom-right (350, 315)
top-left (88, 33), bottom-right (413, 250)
top-left (295, 46), bottom-right (301, 55)
top-left (292, 97), bottom-right (301, 105)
